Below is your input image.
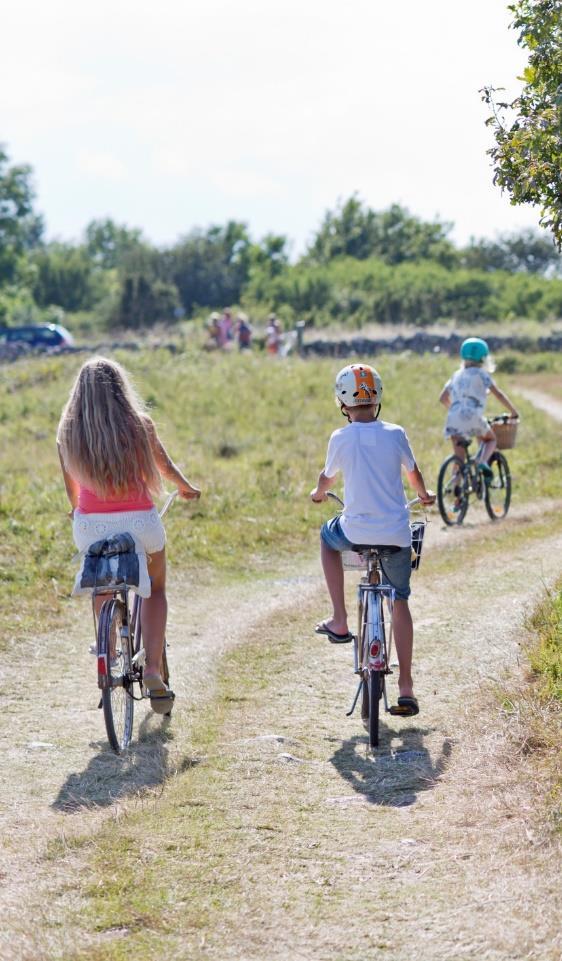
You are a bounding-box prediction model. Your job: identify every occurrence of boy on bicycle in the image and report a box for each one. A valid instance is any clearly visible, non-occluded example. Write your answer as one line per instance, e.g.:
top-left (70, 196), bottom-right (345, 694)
top-left (310, 364), bottom-right (435, 717)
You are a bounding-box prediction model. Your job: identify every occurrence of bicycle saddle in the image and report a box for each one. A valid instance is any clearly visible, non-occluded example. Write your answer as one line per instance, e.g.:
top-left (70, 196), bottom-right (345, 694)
top-left (350, 544), bottom-right (401, 554)
top-left (457, 438), bottom-right (472, 449)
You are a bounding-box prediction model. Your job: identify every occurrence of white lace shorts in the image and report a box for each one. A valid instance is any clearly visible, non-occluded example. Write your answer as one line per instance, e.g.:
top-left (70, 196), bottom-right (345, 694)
top-left (73, 508), bottom-right (166, 555)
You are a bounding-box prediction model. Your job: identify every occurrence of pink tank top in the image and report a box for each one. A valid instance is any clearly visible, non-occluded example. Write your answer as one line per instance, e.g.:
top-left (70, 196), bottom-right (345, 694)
top-left (78, 483), bottom-right (154, 514)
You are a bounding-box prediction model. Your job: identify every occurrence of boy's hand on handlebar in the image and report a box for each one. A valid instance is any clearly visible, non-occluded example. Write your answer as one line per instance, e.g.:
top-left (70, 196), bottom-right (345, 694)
top-left (419, 490), bottom-right (436, 506)
top-left (310, 487), bottom-right (327, 503)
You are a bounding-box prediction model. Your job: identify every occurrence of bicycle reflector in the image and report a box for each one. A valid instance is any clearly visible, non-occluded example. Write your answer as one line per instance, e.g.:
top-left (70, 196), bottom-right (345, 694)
top-left (97, 654), bottom-right (108, 676)
top-left (370, 642), bottom-right (380, 658)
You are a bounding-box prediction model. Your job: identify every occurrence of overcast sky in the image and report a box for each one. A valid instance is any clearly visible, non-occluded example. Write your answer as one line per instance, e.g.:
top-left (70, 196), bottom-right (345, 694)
top-left (1, 0), bottom-right (542, 254)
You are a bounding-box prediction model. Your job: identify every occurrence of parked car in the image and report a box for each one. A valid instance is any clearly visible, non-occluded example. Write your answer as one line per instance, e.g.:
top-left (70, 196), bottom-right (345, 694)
top-left (0, 324), bottom-right (74, 352)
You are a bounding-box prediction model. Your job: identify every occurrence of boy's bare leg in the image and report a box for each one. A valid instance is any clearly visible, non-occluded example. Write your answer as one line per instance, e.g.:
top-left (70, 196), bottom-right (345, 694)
top-left (320, 540), bottom-right (349, 635)
top-left (392, 600), bottom-right (414, 700)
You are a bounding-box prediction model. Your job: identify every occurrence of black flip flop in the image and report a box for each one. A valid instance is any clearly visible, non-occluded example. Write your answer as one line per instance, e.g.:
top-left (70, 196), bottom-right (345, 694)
top-left (389, 696), bottom-right (419, 717)
top-left (315, 623), bottom-right (354, 644)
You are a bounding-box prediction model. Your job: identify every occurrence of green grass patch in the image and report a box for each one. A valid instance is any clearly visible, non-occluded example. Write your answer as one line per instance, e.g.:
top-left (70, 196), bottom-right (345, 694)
top-left (526, 577), bottom-right (562, 702)
top-left (1, 347), bottom-right (561, 645)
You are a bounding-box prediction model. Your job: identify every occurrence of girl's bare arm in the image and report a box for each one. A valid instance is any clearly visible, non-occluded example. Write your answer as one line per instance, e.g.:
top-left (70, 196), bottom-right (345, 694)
top-left (146, 421), bottom-right (201, 500)
top-left (57, 444), bottom-right (80, 513)
top-left (439, 387), bottom-right (451, 408)
top-left (490, 384), bottom-right (519, 418)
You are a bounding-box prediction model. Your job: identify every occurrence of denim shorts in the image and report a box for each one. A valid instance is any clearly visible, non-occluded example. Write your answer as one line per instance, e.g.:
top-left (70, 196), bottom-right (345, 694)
top-left (320, 516), bottom-right (411, 600)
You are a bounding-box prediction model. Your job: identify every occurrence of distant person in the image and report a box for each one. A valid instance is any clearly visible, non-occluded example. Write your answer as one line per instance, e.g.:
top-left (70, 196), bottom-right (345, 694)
top-left (235, 312), bottom-right (253, 351)
top-left (57, 357), bottom-right (201, 711)
top-left (265, 313), bottom-right (283, 355)
top-left (218, 308), bottom-right (234, 348)
top-left (205, 312), bottom-right (221, 350)
top-left (310, 364), bottom-right (435, 717)
top-left (439, 338), bottom-right (519, 478)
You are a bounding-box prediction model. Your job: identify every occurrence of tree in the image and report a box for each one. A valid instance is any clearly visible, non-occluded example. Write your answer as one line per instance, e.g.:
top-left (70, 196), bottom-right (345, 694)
top-left (0, 145), bottom-right (43, 285)
top-left (461, 228), bottom-right (562, 274)
top-left (482, 0), bottom-right (562, 248)
top-left (85, 218), bottom-right (144, 269)
top-left (31, 242), bottom-right (104, 311)
top-left (166, 221), bottom-right (253, 314)
top-left (306, 196), bottom-right (457, 267)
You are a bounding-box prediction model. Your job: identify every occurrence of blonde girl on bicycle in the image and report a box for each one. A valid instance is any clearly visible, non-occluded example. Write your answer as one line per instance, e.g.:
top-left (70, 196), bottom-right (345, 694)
top-left (439, 338), bottom-right (519, 477)
top-left (57, 357), bottom-right (200, 709)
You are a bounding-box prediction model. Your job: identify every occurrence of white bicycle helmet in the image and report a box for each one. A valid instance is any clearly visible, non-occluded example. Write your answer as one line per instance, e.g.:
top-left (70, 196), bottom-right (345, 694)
top-left (335, 364), bottom-right (383, 407)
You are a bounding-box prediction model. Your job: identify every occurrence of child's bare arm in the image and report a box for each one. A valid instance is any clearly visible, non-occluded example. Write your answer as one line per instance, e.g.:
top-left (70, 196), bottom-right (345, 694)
top-left (405, 464), bottom-right (436, 506)
top-left (439, 387), bottom-right (451, 408)
top-left (310, 471), bottom-right (336, 503)
top-left (146, 421), bottom-right (201, 500)
top-left (57, 444), bottom-right (80, 514)
top-left (489, 384), bottom-right (519, 418)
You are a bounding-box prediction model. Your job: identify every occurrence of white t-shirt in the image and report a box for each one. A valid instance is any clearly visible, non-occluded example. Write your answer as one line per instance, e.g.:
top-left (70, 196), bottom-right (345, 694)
top-left (324, 420), bottom-right (416, 547)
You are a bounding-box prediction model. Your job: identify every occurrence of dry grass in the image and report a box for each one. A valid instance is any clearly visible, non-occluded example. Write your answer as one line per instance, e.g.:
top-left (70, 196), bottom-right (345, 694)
top-left (20, 522), bottom-right (560, 961)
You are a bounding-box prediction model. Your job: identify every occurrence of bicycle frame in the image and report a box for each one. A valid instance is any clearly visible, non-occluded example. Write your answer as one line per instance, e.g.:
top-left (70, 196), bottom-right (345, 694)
top-left (348, 556), bottom-right (395, 717)
top-left (94, 489), bottom-right (178, 695)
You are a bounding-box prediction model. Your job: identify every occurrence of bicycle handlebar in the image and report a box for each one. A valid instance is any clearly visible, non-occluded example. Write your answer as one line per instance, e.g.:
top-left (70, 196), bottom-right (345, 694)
top-left (159, 489), bottom-right (179, 519)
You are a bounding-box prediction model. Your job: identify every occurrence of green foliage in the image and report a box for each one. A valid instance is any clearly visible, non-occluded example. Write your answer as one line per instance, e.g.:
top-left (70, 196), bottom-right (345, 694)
top-left (84, 217), bottom-right (145, 269)
top-left (483, 0), bottom-right (562, 247)
top-left (461, 229), bottom-right (562, 274)
top-left (246, 255), bottom-right (562, 327)
top-left (527, 578), bottom-right (562, 701)
top-left (31, 242), bottom-right (107, 312)
top-left (0, 145), bottom-right (43, 285)
top-left (306, 196), bottom-right (457, 268)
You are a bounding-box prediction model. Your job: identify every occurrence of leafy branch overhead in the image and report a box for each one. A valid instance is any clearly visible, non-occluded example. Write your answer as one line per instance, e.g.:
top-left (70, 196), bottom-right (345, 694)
top-left (482, 0), bottom-right (562, 248)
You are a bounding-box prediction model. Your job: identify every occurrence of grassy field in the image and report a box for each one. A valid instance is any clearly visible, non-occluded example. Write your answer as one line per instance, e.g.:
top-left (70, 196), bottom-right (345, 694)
top-left (1, 347), bottom-right (561, 645)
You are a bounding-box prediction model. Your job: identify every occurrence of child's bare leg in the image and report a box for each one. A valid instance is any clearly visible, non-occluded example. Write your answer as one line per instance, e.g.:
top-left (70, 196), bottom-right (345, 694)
top-left (392, 600), bottom-right (414, 699)
top-left (477, 430), bottom-right (497, 464)
top-left (451, 435), bottom-right (466, 462)
top-left (320, 539), bottom-right (348, 635)
top-left (141, 548), bottom-right (167, 677)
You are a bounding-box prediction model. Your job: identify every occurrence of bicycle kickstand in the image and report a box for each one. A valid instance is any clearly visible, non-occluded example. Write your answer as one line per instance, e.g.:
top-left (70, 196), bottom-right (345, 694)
top-left (346, 679), bottom-right (363, 717)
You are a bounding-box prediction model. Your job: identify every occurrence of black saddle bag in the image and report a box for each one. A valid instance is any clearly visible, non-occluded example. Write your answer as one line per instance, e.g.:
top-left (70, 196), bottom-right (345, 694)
top-left (80, 532), bottom-right (140, 590)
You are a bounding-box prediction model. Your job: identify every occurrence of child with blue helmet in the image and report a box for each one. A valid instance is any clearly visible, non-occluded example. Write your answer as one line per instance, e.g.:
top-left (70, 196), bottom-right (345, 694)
top-left (439, 338), bottom-right (519, 476)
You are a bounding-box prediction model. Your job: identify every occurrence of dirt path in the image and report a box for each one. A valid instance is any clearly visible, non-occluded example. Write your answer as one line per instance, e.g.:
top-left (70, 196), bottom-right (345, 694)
top-left (514, 385), bottom-right (562, 422)
top-left (0, 497), bottom-right (561, 960)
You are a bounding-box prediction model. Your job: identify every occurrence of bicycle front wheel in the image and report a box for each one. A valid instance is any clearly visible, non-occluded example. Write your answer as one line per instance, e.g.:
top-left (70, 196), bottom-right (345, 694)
top-left (98, 598), bottom-right (134, 754)
top-left (438, 455), bottom-right (469, 525)
top-left (485, 451), bottom-right (511, 520)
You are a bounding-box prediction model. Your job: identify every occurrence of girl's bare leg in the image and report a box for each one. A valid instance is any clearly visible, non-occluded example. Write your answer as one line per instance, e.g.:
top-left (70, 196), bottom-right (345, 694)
top-left (451, 435), bottom-right (466, 462)
top-left (141, 548), bottom-right (167, 677)
top-left (477, 430), bottom-right (497, 465)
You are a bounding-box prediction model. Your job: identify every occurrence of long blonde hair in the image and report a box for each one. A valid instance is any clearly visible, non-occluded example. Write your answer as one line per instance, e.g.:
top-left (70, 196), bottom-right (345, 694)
top-left (57, 357), bottom-right (162, 498)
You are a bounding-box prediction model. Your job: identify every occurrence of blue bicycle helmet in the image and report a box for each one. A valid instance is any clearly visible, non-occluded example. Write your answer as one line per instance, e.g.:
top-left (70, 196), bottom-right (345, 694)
top-left (460, 337), bottom-right (489, 362)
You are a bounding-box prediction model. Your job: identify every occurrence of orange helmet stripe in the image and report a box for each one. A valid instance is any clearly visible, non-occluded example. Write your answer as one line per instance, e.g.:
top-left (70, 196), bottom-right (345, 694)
top-left (352, 366), bottom-right (376, 400)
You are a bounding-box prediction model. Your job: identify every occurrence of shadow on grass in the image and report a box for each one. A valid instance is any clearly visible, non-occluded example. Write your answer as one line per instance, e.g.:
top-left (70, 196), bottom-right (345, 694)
top-left (330, 724), bottom-right (453, 808)
top-left (52, 713), bottom-right (200, 813)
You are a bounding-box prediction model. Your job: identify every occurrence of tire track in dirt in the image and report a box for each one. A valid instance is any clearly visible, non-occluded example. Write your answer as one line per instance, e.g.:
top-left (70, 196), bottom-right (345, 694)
top-left (0, 495), bottom-right (560, 961)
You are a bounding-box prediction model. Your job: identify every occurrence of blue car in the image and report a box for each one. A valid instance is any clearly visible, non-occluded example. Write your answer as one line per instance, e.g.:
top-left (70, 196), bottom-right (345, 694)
top-left (0, 323), bottom-right (74, 352)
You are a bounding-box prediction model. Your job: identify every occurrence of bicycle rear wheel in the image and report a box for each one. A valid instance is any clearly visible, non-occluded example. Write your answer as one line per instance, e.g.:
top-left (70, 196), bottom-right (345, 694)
top-left (98, 598), bottom-right (134, 753)
top-left (485, 451), bottom-right (511, 520)
top-left (438, 455), bottom-right (469, 525)
top-left (362, 670), bottom-right (382, 749)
